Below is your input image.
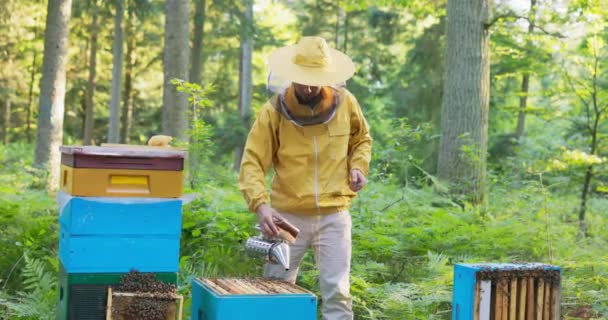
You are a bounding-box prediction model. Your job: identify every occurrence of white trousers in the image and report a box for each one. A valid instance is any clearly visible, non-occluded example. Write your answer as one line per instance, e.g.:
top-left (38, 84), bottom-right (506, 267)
top-left (264, 211), bottom-right (353, 320)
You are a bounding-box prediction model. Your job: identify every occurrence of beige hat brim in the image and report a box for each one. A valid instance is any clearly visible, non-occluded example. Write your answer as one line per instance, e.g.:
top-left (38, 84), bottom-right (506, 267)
top-left (268, 45), bottom-right (355, 87)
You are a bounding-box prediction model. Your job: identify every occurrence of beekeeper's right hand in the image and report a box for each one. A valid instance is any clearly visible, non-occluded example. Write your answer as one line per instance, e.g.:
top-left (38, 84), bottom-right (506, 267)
top-left (255, 204), bottom-right (283, 238)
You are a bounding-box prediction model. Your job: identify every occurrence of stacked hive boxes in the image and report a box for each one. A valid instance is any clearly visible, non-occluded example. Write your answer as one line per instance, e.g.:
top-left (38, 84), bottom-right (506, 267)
top-left (57, 145), bottom-right (187, 320)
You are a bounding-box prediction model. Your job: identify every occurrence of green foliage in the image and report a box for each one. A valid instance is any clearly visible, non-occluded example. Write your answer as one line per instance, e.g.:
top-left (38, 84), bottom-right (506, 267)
top-left (0, 254), bottom-right (57, 320)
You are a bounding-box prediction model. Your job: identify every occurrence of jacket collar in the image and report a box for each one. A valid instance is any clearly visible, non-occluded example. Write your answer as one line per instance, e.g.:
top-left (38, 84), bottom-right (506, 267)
top-left (279, 84), bottom-right (338, 126)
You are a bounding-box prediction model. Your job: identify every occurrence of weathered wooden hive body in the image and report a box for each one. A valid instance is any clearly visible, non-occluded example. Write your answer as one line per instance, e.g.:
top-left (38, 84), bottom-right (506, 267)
top-left (452, 263), bottom-right (561, 320)
top-left (191, 278), bottom-right (317, 320)
top-left (57, 145), bottom-right (186, 320)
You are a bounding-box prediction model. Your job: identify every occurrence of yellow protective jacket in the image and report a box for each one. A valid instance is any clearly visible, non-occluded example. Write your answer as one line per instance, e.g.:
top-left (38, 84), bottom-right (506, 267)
top-left (238, 87), bottom-right (372, 215)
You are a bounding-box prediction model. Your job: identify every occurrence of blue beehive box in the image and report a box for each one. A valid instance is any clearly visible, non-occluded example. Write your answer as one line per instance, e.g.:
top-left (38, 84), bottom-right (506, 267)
top-left (452, 263), bottom-right (561, 320)
top-left (191, 278), bottom-right (317, 320)
top-left (58, 194), bottom-right (182, 273)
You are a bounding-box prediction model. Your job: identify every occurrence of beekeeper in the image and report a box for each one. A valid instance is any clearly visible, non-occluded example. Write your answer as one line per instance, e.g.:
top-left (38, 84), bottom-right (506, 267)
top-left (238, 36), bottom-right (372, 320)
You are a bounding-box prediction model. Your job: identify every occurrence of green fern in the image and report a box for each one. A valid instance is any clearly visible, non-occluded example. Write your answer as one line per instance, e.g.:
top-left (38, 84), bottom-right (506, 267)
top-left (0, 254), bottom-right (56, 320)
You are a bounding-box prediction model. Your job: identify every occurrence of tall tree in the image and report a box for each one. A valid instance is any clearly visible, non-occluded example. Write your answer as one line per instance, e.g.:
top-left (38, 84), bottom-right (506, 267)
top-left (189, 0), bottom-right (205, 85)
top-left (34, 0), bottom-right (72, 190)
top-left (83, 0), bottom-right (99, 145)
top-left (108, 0), bottom-right (125, 143)
top-left (162, 0), bottom-right (190, 141)
top-left (565, 34), bottom-right (608, 237)
top-left (437, 0), bottom-right (491, 204)
top-left (514, 0), bottom-right (537, 140)
top-left (26, 50), bottom-right (37, 143)
top-left (120, 1), bottom-right (136, 144)
top-left (233, 0), bottom-right (254, 171)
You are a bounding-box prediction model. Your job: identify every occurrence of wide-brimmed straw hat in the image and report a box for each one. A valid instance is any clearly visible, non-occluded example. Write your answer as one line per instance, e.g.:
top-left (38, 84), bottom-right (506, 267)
top-left (268, 36), bottom-right (355, 87)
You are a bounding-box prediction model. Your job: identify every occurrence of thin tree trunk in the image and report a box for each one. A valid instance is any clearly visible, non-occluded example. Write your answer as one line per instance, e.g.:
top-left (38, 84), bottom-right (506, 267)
top-left (343, 12), bottom-right (349, 53)
top-left (120, 5), bottom-right (134, 144)
top-left (26, 50), bottom-right (37, 143)
top-left (578, 50), bottom-right (602, 237)
top-left (234, 0), bottom-right (254, 172)
top-left (335, 4), bottom-right (343, 49)
top-left (189, 0), bottom-right (205, 84)
top-left (3, 100), bottom-right (10, 144)
top-left (162, 0), bottom-right (190, 141)
top-left (437, 0), bottom-right (491, 205)
top-left (108, 0), bottom-right (125, 143)
top-left (34, 0), bottom-right (72, 191)
top-left (83, 3), bottom-right (99, 145)
top-left (515, 73), bottom-right (530, 139)
top-left (578, 165), bottom-right (592, 236)
top-left (514, 0), bottom-right (537, 140)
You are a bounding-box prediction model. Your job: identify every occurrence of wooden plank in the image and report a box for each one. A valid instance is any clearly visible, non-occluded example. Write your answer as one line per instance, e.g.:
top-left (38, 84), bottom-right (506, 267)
top-left (242, 279), bottom-right (268, 294)
top-left (249, 279), bottom-right (277, 294)
top-left (550, 283), bottom-right (560, 320)
top-left (518, 278), bottom-right (527, 320)
top-left (177, 295), bottom-right (184, 320)
top-left (495, 280), bottom-right (505, 320)
top-left (543, 282), bottom-right (551, 320)
top-left (501, 280), bottom-right (509, 320)
top-left (203, 279), bottom-right (229, 295)
top-left (215, 278), bottom-right (243, 294)
top-left (473, 282), bottom-right (481, 320)
top-left (275, 281), bottom-right (301, 294)
top-left (106, 287), bottom-right (113, 320)
top-left (509, 278), bottom-right (517, 320)
top-left (479, 280), bottom-right (492, 320)
top-left (526, 278), bottom-right (535, 320)
top-left (234, 279), bottom-right (264, 295)
top-left (265, 280), bottom-right (290, 293)
top-left (536, 279), bottom-right (545, 320)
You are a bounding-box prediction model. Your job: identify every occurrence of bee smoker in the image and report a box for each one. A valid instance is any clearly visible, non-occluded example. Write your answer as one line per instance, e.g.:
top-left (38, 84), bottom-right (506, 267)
top-left (245, 218), bottom-right (300, 271)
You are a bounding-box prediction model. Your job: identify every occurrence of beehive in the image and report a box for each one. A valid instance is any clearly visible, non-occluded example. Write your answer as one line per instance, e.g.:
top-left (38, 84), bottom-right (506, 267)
top-left (191, 278), bottom-right (317, 320)
top-left (452, 263), bottom-right (561, 320)
top-left (57, 265), bottom-right (177, 320)
top-left (58, 194), bottom-right (182, 273)
top-left (59, 145), bottom-right (186, 198)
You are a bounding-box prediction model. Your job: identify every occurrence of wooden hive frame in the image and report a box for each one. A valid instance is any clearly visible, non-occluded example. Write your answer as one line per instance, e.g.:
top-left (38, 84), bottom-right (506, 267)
top-left (106, 288), bottom-right (184, 320)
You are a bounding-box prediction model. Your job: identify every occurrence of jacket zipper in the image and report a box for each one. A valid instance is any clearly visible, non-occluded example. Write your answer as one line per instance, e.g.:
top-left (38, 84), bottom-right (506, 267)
top-left (313, 136), bottom-right (320, 210)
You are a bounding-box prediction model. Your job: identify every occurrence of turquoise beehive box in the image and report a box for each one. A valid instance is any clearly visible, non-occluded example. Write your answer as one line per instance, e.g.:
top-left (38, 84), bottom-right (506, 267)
top-left (191, 278), bottom-right (317, 320)
top-left (452, 263), bottom-right (561, 320)
top-left (58, 193), bottom-right (182, 273)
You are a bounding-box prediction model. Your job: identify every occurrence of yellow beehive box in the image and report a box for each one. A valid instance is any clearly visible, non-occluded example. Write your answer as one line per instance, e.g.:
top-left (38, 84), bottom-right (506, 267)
top-left (59, 145), bottom-right (186, 198)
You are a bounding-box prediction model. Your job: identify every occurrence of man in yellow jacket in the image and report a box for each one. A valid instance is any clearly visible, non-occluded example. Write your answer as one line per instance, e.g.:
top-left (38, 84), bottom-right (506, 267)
top-left (238, 36), bottom-right (372, 320)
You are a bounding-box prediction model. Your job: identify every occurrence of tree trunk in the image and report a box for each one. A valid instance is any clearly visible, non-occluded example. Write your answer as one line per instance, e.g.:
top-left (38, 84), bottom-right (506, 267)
top-left (189, 0), bottom-right (205, 85)
top-left (578, 165), bottom-right (593, 237)
top-left (34, 0), bottom-right (72, 191)
top-left (437, 0), bottom-right (491, 205)
top-left (162, 0), bottom-right (190, 141)
top-left (233, 0), bottom-right (254, 172)
top-left (108, 0), bottom-right (125, 143)
top-left (335, 4), bottom-right (344, 49)
top-left (120, 5), bottom-right (134, 144)
top-left (343, 12), bottom-right (349, 53)
top-left (26, 50), bottom-right (37, 143)
top-left (3, 100), bottom-right (10, 144)
top-left (515, 73), bottom-right (530, 139)
top-left (514, 0), bottom-right (537, 140)
top-left (83, 3), bottom-right (99, 145)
